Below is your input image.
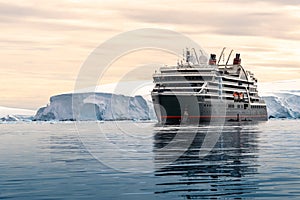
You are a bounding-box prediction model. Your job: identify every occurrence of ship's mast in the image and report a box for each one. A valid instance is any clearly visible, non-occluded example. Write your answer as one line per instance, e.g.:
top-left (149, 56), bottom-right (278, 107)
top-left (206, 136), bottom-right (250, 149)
top-left (192, 48), bottom-right (199, 64)
top-left (217, 47), bottom-right (226, 65)
top-left (225, 49), bottom-right (234, 69)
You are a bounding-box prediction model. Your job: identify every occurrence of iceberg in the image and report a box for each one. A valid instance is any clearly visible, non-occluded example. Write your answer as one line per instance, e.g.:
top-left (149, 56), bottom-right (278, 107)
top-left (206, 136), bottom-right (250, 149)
top-left (34, 93), bottom-right (154, 121)
top-left (0, 106), bottom-right (35, 122)
top-left (258, 79), bottom-right (300, 119)
top-left (262, 92), bottom-right (300, 119)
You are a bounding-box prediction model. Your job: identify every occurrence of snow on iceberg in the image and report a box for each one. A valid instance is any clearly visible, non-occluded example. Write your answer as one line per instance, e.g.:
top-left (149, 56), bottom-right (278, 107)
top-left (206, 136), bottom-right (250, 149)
top-left (34, 92), bottom-right (153, 121)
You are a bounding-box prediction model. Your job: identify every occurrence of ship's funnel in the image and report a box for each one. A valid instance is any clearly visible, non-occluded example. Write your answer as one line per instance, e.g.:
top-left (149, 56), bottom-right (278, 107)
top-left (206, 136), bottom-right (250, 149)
top-left (233, 53), bottom-right (241, 65)
top-left (209, 54), bottom-right (216, 65)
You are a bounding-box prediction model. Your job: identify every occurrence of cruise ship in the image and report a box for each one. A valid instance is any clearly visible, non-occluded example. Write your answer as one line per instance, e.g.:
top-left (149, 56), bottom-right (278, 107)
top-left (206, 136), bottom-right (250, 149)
top-left (151, 48), bottom-right (268, 124)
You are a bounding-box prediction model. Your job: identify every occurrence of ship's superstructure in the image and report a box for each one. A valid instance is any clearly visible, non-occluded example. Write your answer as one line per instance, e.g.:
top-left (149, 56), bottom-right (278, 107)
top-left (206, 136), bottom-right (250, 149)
top-left (151, 48), bottom-right (268, 124)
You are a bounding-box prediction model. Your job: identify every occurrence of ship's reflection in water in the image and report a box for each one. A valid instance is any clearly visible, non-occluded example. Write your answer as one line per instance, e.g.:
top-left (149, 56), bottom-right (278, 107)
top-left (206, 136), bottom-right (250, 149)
top-left (153, 125), bottom-right (260, 199)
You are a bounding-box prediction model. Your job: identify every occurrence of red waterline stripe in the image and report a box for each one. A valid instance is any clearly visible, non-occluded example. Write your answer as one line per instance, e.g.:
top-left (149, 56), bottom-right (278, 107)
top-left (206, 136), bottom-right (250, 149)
top-left (162, 115), bottom-right (268, 119)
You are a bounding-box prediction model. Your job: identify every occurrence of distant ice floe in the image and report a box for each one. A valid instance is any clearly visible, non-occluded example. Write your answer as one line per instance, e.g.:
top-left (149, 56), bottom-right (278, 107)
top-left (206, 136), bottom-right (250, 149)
top-left (0, 106), bottom-right (35, 122)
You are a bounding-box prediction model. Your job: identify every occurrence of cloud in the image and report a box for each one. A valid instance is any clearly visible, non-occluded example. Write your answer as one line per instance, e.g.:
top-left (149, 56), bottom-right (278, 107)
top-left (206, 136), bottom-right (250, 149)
top-left (0, 2), bottom-right (75, 20)
top-left (0, 2), bottom-right (120, 32)
top-left (251, 0), bottom-right (300, 5)
top-left (118, 1), bottom-right (300, 40)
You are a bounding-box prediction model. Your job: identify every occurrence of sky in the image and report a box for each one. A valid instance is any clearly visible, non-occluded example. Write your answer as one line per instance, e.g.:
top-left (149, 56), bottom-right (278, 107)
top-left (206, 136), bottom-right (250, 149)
top-left (0, 0), bottom-right (300, 109)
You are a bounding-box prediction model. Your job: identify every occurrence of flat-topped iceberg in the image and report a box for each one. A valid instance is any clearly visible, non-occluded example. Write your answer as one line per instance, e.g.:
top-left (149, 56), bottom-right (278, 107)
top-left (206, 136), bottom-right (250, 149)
top-left (34, 93), bottom-right (155, 121)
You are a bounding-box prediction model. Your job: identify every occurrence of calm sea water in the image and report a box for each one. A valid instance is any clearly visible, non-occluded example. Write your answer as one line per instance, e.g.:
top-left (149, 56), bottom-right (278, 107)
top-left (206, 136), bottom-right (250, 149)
top-left (0, 120), bottom-right (299, 199)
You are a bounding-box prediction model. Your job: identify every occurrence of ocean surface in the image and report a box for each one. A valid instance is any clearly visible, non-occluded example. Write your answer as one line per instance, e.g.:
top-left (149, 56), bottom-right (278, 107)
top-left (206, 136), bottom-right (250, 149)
top-left (0, 120), bottom-right (299, 199)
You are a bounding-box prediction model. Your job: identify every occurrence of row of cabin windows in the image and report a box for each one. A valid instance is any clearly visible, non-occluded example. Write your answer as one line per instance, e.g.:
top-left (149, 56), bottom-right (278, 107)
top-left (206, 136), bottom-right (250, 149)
top-left (205, 104), bottom-right (247, 109)
top-left (154, 76), bottom-right (206, 81)
top-left (228, 104), bottom-right (234, 108)
top-left (158, 83), bottom-right (204, 87)
top-left (228, 104), bottom-right (243, 109)
top-left (186, 76), bottom-right (205, 81)
top-left (251, 105), bottom-right (266, 109)
top-left (163, 69), bottom-right (212, 73)
top-left (205, 103), bottom-right (242, 108)
top-left (199, 103), bottom-right (264, 109)
top-left (222, 77), bottom-right (253, 85)
top-left (163, 70), bottom-right (200, 73)
top-left (227, 104), bottom-right (266, 109)
top-left (251, 99), bottom-right (260, 102)
top-left (222, 83), bottom-right (250, 90)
